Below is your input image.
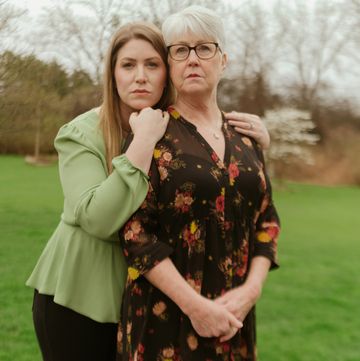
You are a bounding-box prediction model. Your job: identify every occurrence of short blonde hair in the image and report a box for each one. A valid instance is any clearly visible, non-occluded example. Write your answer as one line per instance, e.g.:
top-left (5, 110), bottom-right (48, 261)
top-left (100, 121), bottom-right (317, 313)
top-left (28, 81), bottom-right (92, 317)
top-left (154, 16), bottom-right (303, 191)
top-left (162, 5), bottom-right (225, 48)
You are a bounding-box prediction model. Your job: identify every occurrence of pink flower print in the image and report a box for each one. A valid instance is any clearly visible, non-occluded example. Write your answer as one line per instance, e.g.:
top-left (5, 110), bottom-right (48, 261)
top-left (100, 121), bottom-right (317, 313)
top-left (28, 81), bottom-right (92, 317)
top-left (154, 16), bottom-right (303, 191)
top-left (152, 301), bottom-right (167, 317)
top-left (258, 169), bottom-right (266, 190)
top-left (211, 151), bottom-right (219, 163)
top-left (257, 222), bottom-right (280, 243)
top-left (228, 162), bottom-right (240, 186)
top-left (162, 346), bottom-right (175, 358)
top-left (163, 151), bottom-right (172, 162)
top-left (215, 194), bottom-right (225, 213)
top-left (241, 136), bottom-right (253, 147)
top-left (185, 275), bottom-right (202, 294)
top-left (187, 333), bottom-right (199, 351)
top-left (158, 166), bottom-right (168, 181)
top-left (174, 191), bottom-right (193, 213)
top-left (124, 220), bottom-right (143, 241)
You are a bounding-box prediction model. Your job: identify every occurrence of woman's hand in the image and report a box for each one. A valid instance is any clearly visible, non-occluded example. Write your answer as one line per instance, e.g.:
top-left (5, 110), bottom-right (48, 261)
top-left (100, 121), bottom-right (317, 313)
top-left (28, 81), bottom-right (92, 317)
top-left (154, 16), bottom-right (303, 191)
top-left (125, 108), bottom-right (169, 174)
top-left (214, 283), bottom-right (261, 333)
top-left (187, 295), bottom-right (243, 341)
top-left (215, 256), bottom-right (271, 341)
top-left (129, 107), bottom-right (170, 145)
top-left (225, 111), bottom-right (270, 149)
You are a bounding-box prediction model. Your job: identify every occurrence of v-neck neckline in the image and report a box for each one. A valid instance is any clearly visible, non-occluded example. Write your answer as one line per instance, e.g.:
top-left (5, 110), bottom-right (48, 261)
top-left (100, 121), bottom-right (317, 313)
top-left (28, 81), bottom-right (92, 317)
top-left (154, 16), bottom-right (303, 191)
top-left (168, 107), bottom-right (230, 169)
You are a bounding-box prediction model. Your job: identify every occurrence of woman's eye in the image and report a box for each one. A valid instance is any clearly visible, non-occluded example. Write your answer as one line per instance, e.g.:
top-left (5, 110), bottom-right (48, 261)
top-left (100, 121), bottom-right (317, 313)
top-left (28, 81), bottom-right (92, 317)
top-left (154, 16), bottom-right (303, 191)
top-left (176, 47), bottom-right (188, 55)
top-left (147, 62), bottom-right (158, 68)
top-left (198, 45), bottom-right (211, 52)
top-left (122, 63), bottom-right (134, 69)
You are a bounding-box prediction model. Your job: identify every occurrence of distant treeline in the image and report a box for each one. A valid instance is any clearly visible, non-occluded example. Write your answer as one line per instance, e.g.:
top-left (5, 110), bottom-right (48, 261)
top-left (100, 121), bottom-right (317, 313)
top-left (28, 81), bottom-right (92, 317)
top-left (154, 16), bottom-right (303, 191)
top-left (0, 51), bottom-right (100, 155)
top-left (1, 50), bottom-right (360, 185)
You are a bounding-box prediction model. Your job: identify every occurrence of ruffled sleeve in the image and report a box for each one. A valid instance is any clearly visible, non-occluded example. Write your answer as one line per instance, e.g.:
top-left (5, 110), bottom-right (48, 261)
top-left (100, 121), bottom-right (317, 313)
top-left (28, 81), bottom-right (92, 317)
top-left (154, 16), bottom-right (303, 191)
top-left (119, 159), bottom-right (174, 281)
top-left (253, 143), bottom-right (280, 269)
top-left (55, 118), bottom-right (149, 241)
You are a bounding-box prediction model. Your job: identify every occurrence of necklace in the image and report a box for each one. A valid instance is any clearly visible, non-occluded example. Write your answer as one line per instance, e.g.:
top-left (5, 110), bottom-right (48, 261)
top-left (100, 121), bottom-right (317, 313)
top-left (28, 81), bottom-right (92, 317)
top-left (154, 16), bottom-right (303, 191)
top-left (213, 132), bottom-right (220, 140)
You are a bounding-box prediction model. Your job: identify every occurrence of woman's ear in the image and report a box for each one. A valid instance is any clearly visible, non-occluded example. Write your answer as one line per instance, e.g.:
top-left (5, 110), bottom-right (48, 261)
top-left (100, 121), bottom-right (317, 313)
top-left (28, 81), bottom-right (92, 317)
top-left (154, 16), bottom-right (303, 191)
top-left (221, 52), bottom-right (228, 71)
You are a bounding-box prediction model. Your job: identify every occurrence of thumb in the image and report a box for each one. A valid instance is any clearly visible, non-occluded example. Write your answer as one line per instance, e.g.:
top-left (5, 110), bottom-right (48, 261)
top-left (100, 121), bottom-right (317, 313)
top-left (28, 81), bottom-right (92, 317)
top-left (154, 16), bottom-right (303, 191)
top-left (228, 311), bottom-right (243, 329)
top-left (163, 111), bottom-right (170, 122)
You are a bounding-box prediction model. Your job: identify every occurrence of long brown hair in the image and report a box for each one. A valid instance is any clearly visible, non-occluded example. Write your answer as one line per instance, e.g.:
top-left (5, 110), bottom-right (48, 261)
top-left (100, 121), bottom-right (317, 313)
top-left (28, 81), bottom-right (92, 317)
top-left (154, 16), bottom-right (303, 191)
top-left (100, 22), bottom-right (175, 173)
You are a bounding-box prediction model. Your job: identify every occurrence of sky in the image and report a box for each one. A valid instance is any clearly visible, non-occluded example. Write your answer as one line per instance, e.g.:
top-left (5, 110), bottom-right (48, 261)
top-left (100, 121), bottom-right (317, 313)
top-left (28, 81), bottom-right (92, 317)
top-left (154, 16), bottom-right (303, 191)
top-left (5, 0), bottom-right (360, 107)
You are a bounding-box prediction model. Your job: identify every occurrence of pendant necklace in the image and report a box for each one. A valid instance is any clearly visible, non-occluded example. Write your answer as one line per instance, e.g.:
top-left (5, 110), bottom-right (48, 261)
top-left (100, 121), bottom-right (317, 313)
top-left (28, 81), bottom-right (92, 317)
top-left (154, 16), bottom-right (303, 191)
top-left (213, 121), bottom-right (222, 140)
top-left (213, 132), bottom-right (220, 140)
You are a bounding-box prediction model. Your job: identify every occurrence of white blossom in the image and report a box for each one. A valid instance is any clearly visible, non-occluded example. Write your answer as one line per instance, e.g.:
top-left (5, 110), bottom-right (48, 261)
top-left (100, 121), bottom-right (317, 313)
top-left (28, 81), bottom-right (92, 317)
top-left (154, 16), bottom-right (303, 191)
top-left (264, 108), bottom-right (320, 165)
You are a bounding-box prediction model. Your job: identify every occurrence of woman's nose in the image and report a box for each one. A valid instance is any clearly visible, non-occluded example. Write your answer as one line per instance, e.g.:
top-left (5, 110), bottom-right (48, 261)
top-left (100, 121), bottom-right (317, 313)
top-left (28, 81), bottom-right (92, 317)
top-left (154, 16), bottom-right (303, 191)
top-left (187, 49), bottom-right (200, 65)
top-left (135, 66), bottom-right (147, 83)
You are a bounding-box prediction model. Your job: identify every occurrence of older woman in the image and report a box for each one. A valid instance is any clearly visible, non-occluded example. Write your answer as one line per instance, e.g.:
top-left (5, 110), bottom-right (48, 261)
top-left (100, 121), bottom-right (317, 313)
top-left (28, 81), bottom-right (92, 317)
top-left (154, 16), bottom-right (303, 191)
top-left (118, 7), bottom-right (280, 361)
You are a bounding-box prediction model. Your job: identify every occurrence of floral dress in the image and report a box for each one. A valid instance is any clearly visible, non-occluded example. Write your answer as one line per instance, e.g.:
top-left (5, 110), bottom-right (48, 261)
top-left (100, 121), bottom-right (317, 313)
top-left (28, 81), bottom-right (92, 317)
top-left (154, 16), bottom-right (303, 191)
top-left (117, 107), bottom-right (280, 361)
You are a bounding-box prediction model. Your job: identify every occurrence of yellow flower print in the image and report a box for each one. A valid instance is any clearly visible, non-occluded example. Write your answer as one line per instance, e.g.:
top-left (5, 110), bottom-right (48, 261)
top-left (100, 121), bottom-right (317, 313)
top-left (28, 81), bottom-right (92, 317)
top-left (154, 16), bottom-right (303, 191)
top-left (128, 267), bottom-right (140, 280)
top-left (256, 231), bottom-right (272, 243)
top-left (169, 107), bottom-right (180, 119)
top-left (190, 221), bottom-right (198, 234)
top-left (257, 222), bottom-right (280, 242)
top-left (154, 149), bottom-right (161, 159)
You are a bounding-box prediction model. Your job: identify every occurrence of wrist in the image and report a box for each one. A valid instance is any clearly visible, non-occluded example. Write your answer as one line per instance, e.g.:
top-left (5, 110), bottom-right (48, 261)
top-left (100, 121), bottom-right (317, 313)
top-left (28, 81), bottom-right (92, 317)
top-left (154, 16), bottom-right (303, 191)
top-left (180, 293), bottom-right (204, 317)
top-left (132, 133), bottom-right (157, 147)
top-left (244, 281), bottom-right (262, 303)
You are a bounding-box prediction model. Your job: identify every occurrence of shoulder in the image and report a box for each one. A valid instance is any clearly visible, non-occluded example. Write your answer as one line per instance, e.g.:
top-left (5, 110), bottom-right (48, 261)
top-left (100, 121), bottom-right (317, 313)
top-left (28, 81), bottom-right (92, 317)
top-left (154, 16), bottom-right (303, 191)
top-left (60, 109), bottom-right (101, 137)
top-left (55, 109), bottom-right (104, 150)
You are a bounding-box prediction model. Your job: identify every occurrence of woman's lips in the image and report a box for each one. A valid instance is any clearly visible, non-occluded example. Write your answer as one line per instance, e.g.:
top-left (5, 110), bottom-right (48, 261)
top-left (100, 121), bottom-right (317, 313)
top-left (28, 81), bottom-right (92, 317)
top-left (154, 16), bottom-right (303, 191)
top-left (132, 89), bottom-right (150, 93)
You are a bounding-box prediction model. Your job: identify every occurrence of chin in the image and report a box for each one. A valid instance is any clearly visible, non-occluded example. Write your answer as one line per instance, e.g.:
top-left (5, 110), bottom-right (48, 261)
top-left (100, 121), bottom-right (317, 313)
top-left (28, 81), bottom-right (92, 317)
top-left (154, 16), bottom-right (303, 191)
top-left (182, 87), bottom-right (207, 96)
top-left (130, 100), bottom-right (157, 110)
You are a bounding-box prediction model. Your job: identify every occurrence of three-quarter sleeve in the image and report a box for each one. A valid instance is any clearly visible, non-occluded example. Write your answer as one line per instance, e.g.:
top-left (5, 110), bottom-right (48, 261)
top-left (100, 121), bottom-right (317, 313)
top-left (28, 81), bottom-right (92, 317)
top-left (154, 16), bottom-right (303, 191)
top-left (253, 144), bottom-right (281, 269)
top-left (55, 121), bottom-right (150, 241)
top-left (119, 161), bottom-right (173, 281)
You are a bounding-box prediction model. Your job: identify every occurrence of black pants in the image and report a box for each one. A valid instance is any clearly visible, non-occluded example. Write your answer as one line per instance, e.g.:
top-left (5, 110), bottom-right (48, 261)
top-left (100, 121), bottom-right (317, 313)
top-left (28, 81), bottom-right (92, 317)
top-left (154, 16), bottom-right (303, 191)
top-left (32, 290), bottom-right (118, 361)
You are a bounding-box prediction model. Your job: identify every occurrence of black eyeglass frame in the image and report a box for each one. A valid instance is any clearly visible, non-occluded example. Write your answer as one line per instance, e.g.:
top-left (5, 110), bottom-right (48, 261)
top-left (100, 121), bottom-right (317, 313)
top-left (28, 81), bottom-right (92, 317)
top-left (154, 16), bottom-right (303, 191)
top-left (167, 42), bottom-right (222, 61)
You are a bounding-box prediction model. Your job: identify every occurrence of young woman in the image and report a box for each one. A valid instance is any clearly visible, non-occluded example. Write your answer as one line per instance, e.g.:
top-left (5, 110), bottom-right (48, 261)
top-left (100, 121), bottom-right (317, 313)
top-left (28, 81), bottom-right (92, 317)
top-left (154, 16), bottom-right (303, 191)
top-left (26, 21), bottom-right (270, 361)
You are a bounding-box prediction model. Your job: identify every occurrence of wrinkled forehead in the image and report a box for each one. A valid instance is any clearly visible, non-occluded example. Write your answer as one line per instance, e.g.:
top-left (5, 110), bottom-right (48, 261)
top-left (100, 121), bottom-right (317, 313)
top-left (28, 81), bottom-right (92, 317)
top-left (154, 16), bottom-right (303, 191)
top-left (164, 22), bottom-right (218, 46)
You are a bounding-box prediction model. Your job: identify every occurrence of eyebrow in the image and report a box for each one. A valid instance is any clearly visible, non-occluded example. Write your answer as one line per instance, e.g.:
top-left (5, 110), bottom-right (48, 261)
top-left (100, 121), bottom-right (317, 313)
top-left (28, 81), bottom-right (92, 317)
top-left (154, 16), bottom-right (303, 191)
top-left (172, 40), bottom-right (210, 45)
top-left (118, 56), bottom-right (162, 61)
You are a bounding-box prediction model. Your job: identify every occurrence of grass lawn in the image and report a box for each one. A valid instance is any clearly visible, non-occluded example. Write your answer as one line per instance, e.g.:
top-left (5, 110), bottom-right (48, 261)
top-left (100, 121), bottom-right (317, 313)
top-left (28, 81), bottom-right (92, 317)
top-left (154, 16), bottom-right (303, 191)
top-left (0, 155), bottom-right (359, 361)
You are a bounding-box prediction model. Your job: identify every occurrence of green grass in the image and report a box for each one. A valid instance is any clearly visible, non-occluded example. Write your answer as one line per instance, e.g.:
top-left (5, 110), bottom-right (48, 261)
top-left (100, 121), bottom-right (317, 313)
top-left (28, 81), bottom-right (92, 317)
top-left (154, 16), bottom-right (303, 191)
top-left (0, 156), bottom-right (62, 361)
top-left (1, 156), bottom-right (359, 360)
top-left (257, 183), bottom-right (360, 361)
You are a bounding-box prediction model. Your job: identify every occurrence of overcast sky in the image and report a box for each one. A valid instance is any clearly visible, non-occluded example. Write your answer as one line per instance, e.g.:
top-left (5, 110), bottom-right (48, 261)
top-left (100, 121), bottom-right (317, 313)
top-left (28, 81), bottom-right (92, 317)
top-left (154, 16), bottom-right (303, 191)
top-left (5, 0), bottom-right (360, 106)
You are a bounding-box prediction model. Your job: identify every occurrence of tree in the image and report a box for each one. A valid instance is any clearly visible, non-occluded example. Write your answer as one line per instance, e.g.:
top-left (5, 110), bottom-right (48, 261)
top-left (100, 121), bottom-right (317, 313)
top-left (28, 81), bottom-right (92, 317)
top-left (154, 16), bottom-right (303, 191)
top-left (34, 0), bottom-right (129, 84)
top-left (277, 0), bottom-right (355, 108)
top-left (131, 0), bottom-right (221, 27)
top-left (218, 0), bottom-right (287, 115)
top-left (263, 108), bottom-right (320, 178)
top-left (0, 1), bottom-right (26, 42)
top-left (0, 52), bottom-right (89, 157)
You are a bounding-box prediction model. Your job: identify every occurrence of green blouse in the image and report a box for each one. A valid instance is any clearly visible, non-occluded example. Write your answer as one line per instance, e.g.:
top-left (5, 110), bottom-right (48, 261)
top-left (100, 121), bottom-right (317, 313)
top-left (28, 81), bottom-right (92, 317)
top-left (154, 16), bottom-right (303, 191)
top-left (26, 109), bottom-right (149, 323)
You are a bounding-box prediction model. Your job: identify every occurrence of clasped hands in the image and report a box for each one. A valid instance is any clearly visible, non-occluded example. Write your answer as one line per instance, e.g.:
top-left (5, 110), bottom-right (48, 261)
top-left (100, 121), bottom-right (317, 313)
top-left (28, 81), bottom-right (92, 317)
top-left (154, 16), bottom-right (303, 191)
top-left (187, 283), bottom-right (261, 342)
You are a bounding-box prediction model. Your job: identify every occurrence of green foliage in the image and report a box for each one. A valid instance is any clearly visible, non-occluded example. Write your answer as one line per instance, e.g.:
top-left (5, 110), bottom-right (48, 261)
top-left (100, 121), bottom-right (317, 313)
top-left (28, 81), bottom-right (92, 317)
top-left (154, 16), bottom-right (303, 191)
top-left (0, 51), bottom-right (99, 155)
top-left (0, 156), bottom-right (359, 360)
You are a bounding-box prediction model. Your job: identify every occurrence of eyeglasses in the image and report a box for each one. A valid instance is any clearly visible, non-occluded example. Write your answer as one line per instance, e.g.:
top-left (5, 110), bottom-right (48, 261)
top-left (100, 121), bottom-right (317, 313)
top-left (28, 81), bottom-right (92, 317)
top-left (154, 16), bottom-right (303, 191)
top-left (167, 42), bottom-right (221, 61)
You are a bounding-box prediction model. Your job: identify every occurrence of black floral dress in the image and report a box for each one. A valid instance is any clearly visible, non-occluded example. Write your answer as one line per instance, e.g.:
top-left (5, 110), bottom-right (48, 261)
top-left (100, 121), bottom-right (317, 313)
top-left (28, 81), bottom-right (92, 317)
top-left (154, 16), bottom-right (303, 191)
top-left (117, 107), bottom-right (280, 361)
